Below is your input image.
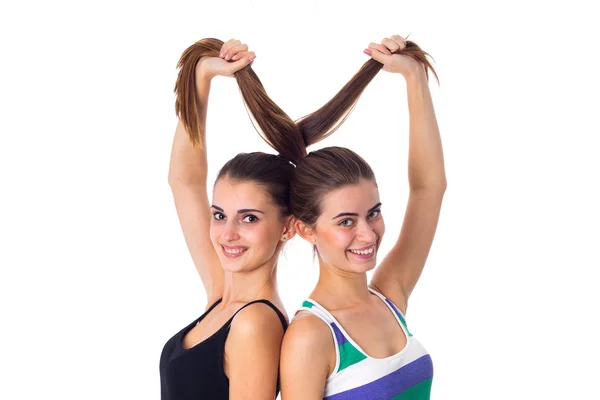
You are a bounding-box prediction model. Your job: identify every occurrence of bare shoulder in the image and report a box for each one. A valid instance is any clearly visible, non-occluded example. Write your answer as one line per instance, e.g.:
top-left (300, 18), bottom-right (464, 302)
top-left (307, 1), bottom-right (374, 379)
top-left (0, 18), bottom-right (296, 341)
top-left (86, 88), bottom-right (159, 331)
top-left (280, 312), bottom-right (332, 399)
top-left (229, 302), bottom-right (286, 341)
top-left (282, 312), bottom-right (334, 366)
top-left (285, 312), bottom-right (332, 346)
top-left (225, 302), bottom-right (287, 398)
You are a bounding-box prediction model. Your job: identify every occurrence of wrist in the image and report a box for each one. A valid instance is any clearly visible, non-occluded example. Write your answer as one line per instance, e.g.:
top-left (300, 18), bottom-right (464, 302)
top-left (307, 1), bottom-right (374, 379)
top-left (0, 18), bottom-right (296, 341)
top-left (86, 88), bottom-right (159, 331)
top-left (195, 68), bottom-right (212, 99)
top-left (195, 58), bottom-right (213, 84)
top-left (402, 64), bottom-right (427, 82)
top-left (195, 67), bottom-right (212, 85)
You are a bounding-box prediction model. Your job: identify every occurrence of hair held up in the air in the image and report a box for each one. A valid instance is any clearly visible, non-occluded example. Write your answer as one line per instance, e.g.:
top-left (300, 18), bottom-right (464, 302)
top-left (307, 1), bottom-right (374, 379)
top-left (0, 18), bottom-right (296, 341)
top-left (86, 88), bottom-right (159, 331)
top-left (175, 37), bottom-right (437, 225)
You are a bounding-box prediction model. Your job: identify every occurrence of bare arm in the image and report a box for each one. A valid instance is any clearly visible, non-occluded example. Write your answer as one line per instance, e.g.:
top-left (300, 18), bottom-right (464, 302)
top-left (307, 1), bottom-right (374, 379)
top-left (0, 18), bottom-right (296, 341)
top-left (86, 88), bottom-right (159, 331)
top-left (168, 72), bottom-right (223, 304)
top-left (280, 314), bottom-right (332, 400)
top-left (226, 304), bottom-right (286, 400)
top-left (368, 37), bottom-right (447, 313)
top-left (168, 40), bottom-right (257, 305)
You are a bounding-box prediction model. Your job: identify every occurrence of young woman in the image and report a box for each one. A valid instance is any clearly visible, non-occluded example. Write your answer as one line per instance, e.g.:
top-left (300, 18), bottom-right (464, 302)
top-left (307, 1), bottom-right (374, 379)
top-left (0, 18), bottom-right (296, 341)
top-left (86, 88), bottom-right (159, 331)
top-left (225, 34), bottom-right (443, 398)
top-left (279, 35), bottom-right (445, 400)
top-left (159, 39), bottom-right (296, 400)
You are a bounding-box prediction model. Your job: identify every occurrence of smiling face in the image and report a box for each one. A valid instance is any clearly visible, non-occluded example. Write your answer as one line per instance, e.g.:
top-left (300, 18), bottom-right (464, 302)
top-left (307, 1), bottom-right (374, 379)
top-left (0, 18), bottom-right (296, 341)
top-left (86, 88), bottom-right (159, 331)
top-left (210, 176), bottom-right (292, 273)
top-left (304, 179), bottom-right (385, 273)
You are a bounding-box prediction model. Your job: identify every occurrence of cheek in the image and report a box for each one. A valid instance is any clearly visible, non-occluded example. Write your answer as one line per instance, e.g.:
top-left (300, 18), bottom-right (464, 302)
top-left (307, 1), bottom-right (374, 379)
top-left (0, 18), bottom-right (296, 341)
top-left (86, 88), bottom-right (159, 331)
top-left (243, 223), bottom-right (280, 247)
top-left (320, 227), bottom-right (354, 250)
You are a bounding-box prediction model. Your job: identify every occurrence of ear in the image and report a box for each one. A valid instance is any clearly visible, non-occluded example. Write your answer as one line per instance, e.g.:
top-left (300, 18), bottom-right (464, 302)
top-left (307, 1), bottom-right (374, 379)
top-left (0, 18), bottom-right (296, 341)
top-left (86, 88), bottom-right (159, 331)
top-left (280, 216), bottom-right (297, 242)
top-left (293, 218), bottom-right (316, 244)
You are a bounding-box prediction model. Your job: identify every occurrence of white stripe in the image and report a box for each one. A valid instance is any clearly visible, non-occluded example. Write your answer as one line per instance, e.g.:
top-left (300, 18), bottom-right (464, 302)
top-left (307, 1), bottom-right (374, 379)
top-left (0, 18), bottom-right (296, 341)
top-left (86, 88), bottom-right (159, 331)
top-left (324, 336), bottom-right (430, 396)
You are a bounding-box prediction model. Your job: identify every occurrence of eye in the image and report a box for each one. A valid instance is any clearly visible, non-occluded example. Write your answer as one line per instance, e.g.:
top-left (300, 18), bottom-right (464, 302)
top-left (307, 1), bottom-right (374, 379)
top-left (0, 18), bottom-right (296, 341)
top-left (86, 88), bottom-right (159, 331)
top-left (368, 209), bottom-right (381, 219)
top-left (242, 214), bottom-right (259, 223)
top-left (338, 218), bottom-right (354, 227)
top-left (213, 212), bottom-right (226, 221)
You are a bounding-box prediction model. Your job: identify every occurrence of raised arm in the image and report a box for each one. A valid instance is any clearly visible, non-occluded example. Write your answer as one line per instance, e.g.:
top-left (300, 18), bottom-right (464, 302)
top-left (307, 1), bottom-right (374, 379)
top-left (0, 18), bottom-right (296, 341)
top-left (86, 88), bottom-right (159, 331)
top-left (368, 36), bottom-right (447, 314)
top-left (168, 39), bottom-right (256, 305)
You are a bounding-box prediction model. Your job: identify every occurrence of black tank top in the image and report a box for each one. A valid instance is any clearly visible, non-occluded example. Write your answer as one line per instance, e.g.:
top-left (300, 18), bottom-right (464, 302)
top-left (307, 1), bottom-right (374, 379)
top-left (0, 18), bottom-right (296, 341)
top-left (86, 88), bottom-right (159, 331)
top-left (159, 299), bottom-right (288, 399)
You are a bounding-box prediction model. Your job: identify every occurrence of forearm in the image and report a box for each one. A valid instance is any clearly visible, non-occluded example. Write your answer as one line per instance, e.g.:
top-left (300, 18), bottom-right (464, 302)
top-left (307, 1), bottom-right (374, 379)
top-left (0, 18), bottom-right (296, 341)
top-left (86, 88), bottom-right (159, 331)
top-left (168, 74), bottom-right (211, 184)
top-left (405, 67), bottom-right (447, 192)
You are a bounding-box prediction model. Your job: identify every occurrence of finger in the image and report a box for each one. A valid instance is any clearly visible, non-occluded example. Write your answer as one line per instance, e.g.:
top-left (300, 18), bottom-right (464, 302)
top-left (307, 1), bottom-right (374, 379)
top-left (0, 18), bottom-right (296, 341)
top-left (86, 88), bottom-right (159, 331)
top-left (220, 39), bottom-right (239, 54)
top-left (231, 50), bottom-right (251, 61)
top-left (220, 39), bottom-right (240, 58)
top-left (226, 51), bottom-right (256, 74)
top-left (368, 42), bottom-right (392, 55)
top-left (381, 37), bottom-right (400, 53)
top-left (363, 47), bottom-right (391, 64)
top-left (224, 43), bottom-right (249, 60)
top-left (390, 34), bottom-right (407, 50)
top-left (220, 39), bottom-right (241, 58)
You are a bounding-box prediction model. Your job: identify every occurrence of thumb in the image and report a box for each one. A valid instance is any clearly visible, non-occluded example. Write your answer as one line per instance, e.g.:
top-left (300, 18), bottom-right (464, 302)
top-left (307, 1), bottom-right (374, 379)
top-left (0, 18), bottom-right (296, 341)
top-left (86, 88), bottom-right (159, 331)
top-left (364, 48), bottom-right (390, 65)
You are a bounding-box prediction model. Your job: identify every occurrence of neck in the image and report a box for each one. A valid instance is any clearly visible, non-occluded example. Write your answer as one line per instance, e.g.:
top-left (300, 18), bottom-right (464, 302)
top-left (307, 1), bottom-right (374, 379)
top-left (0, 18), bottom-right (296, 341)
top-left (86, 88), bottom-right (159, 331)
top-left (313, 256), bottom-right (371, 309)
top-left (221, 257), bottom-right (279, 305)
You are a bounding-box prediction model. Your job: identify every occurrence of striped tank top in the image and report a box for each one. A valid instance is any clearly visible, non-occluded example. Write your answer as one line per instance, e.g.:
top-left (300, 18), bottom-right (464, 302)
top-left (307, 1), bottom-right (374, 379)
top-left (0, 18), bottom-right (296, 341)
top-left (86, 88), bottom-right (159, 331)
top-left (299, 288), bottom-right (433, 400)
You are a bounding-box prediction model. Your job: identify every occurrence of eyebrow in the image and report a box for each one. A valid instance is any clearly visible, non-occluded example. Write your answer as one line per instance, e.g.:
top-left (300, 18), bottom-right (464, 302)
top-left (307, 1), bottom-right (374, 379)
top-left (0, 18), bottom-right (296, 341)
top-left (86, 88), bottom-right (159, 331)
top-left (331, 202), bottom-right (382, 220)
top-left (211, 205), bottom-right (265, 214)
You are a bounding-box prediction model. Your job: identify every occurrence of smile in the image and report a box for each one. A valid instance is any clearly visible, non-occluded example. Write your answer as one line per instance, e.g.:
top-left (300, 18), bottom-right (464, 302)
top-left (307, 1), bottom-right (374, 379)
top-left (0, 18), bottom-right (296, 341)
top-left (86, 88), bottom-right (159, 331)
top-left (347, 244), bottom-right (376, 258)
top-left (221, 245), bottom-right (248, 258)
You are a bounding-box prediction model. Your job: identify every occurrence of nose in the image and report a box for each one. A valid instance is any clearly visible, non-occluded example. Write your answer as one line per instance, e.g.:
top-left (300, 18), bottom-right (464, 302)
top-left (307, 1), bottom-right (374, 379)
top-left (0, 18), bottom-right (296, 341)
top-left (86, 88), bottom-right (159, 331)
top-left (356, 220), bottom-right (377, 243)
top-left (222, 220), bottom-right (240, 242)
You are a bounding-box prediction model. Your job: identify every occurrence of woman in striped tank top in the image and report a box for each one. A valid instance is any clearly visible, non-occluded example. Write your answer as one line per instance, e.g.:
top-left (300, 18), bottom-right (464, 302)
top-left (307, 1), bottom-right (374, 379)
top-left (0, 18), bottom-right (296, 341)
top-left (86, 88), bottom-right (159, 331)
top-left (273, 35), bottom-right (445, 399)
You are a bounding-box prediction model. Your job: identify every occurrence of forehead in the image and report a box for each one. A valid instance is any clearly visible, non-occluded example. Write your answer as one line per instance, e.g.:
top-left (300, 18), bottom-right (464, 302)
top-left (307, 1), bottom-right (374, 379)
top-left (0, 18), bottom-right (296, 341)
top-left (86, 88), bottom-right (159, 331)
top-left (212, 178), bottom-right (275, 210)
top-left (320, 179), bottom-right (380, 216)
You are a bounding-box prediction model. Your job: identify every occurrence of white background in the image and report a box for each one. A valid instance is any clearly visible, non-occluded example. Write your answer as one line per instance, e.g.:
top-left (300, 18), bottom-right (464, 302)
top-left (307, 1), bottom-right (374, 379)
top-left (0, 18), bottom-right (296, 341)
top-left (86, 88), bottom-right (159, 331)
top-left (1, 0), bottom-right (599, 399)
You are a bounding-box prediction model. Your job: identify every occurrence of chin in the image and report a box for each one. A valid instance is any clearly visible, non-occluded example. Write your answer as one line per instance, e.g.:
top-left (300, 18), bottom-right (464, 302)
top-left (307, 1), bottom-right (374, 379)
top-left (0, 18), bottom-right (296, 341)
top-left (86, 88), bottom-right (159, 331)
top-left (352, 260), bottom-right (377, 273)
top-left (220, 260), bottom-right (248, 273)
top-left (219, 255), bottom-right (270, 274)
top-left (345, 250), bottom-right (378, 273)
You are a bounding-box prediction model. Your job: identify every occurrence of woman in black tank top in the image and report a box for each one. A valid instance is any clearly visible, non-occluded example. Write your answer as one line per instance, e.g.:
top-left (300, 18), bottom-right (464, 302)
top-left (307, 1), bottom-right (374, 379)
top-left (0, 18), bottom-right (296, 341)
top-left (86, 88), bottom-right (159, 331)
top-left (160, 38), bottom-right (296, 399)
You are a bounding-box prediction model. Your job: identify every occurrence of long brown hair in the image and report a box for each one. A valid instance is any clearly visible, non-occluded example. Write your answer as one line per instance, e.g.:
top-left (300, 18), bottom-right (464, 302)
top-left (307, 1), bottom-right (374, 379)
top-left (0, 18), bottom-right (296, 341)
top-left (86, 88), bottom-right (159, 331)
top-left (175, 37), bottom-right (437, 224)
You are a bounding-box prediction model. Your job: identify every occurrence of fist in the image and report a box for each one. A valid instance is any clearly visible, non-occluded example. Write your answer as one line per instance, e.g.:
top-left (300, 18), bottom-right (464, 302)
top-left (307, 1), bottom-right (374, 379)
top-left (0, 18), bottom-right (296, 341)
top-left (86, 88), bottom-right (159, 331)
top-left (364, 35), bottom-right (421, 76)
top-left (196, 39), bottom-right (256, 81)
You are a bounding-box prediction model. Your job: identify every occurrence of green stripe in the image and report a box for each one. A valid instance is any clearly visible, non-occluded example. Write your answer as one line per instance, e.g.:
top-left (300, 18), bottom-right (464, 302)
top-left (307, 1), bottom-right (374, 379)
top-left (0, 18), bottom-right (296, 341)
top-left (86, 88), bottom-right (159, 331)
top-left (390, 378), bottom-right (433, 400)
top-left (301, 300), bottom-right (314, 309)
top-left (337, 341), bottom-right (367, 372)
top-left (397, 314), bottom-right (413, 337)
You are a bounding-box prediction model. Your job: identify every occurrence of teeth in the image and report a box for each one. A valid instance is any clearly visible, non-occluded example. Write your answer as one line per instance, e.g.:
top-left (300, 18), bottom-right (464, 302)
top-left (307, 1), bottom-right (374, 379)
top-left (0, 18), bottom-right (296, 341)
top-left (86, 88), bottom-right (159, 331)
top-left (350, 247), bottom-right (374, 255)
top-left (224, 248), bottom-right (246, 254)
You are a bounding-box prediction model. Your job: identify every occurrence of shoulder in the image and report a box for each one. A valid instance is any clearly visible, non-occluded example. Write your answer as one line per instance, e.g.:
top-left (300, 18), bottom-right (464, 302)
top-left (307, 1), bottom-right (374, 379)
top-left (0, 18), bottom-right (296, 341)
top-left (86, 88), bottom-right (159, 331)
top-left (282, 312), bottom-right (334, 362)
top-left (280, 312), bottom-right (333, 391)
top-left (225, 302), bottom-right (287, 397)
top-left (286, 312), bottom-right (331, 343)
top-left (229, 302), bottom-right (286, 343)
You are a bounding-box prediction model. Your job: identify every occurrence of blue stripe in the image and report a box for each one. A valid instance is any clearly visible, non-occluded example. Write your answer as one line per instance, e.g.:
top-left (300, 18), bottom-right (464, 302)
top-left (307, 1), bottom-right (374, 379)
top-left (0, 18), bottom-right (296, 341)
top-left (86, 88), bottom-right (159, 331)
top-left (324, 355), bottom-right (433, 400)
top-left (331, 323), bottom-right (348, 346)
top-left (384, 298), bottom-right (412, 336)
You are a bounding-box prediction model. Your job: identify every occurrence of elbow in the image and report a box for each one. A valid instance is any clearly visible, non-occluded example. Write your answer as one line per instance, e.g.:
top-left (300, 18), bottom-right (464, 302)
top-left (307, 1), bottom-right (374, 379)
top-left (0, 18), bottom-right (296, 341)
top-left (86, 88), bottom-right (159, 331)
top-left (168, 172), bottom-right (208, 187)
top-left (410, 177), bottom-right (447, 196)
top-left (438, 177), bottom-right (448, 194)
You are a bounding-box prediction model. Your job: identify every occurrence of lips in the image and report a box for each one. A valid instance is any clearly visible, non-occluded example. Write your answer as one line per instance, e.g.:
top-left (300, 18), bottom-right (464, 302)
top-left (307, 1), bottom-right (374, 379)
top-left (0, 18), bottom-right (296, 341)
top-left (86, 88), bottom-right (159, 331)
top-left (347, 243), bottom-right (376, 259)
top-left (221, 245), bottom-right (248, 259)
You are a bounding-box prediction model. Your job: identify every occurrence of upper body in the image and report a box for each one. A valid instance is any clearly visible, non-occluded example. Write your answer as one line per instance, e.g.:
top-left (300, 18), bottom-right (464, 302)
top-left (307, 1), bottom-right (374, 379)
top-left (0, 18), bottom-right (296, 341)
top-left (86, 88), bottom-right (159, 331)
top-left (295, 288), bottom-right (433, 399)
top-left (162, 38), bottom-right (296, 399)
top-left (160, 298), bottom-right (288, 400)
top-left (276, 35), bottom-right (446, 399)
